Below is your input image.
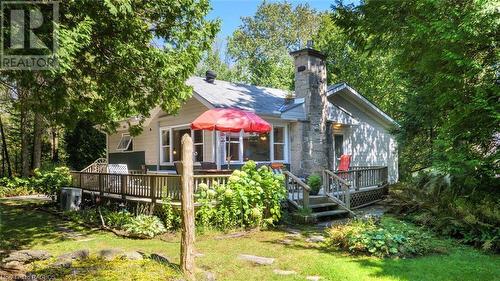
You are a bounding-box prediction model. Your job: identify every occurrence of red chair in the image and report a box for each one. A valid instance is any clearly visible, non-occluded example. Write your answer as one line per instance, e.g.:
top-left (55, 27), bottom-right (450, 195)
top-left (337, 155), bottom-right (351, 171)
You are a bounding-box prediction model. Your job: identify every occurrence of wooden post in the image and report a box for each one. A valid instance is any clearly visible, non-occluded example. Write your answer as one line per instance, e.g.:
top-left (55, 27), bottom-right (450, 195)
top-left (98, 174), bottom-right (103, 196)
top-left (180, 134), bottom-right (195, 280)
top-left (121, 174), bottom-right (127, 200)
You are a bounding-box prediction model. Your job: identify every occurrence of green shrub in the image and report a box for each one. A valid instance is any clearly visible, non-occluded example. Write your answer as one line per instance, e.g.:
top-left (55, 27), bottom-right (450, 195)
top-left (196, 161), bottom-right (286, 229)
top-left (123, 215), bottom-right (166, 238)
top-left (31, 167), bottom-right (72, 199)
top-left (327, 217), bottom-right (444, 257)
top-left (390, 172), bottom-right (500, 252)
top-left (158, 197), bottom-right (181, 230)
top-left (0, 177), bottom-right (34, 197)
top-left (307, 174), bottom-right (321, 195)
top-left (105, 210), bottom-right (134, 228)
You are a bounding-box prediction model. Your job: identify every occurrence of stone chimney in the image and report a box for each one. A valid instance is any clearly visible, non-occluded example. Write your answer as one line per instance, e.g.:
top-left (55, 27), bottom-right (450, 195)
top-left (289, 47), bottom-right (329, 176)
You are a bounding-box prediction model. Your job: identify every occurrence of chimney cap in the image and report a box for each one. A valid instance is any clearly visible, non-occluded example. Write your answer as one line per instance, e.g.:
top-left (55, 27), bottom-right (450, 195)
top-left (289, 48), bottom-right (326, 60)
top-left (205, 70), bottom-right (217, 83)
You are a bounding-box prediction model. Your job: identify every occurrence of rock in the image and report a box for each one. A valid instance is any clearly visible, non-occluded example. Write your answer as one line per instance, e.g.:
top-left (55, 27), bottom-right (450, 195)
top-left (278, 239), bottom-right (293, 245)
top-left (306, 276), bottom-right (321, 281)
top-left (284, 228), bottom-right (301, 234)
top-left (204, 271), bottom-right (216, 281)
top-left (53, 249), bottom-right (89, 267)
top-left (1, 261), bottom-right (24, 273)
top-left (273, 269), bottom-right (296, 275)
top-left (215, 231), bottom-right (249, 240)
top-left (2, 250), bottom-right (51, 264)
top-left (121, 251), bottom-right (143, 261)
top-left (237, 254), bottom-right (274, 265)
top-left (306, 235), bottom-right (325, 243)
top-left (150, 253), bottom-right (172, 264)
top-left (194, 252), bottom-right (205, 258)
top-left (284, 233), bottom-right (301, 239)
top-left (98, 249), bottom-right (124, 261)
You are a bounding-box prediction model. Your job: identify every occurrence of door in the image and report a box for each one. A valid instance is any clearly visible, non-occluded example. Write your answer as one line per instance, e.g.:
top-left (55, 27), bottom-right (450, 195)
top-left (333, 134), bottom-right (344, 169)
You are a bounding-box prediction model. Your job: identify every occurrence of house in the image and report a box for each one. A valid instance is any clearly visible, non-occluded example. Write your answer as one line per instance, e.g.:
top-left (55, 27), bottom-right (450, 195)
top-left (105, 47), bottom-right (398, 183)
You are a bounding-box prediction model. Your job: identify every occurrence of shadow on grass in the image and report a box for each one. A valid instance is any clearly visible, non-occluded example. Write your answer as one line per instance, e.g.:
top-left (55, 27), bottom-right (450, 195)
top-left (0, 199), bottom-right (98, 252)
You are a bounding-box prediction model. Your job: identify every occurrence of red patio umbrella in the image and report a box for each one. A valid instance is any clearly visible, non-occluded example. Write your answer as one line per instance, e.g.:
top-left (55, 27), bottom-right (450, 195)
top-left (191, 108), bottom-right (272, 168)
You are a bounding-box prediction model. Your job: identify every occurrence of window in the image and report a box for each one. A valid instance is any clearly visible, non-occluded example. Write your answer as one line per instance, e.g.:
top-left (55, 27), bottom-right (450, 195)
top-left (172, 128), bottom-right (190, 161)
top-left (159, 126), bottom-right (204, 164)
top-left (243, 133), bottom-right (270, 161)
top-left (222, 125), bottom-right (288, 163)
top-left (273, 126), bottom-right (286, 161)
top-left (223, 132), bottom-right (241, 162)
top-left (116, 134), bottom-right (133, 151)
top-left (160, 129), bottom-right (170, 163)
top-left (193, 130), bottom-right (204, 162)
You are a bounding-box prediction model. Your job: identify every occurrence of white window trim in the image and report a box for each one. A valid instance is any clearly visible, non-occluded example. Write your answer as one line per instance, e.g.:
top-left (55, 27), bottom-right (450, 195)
top-left (159, 124), bottom-right (205, 165)
top-left (116, 133), bottom-right (133, 152)
top-left (221, 125), bottom-right (289, 164)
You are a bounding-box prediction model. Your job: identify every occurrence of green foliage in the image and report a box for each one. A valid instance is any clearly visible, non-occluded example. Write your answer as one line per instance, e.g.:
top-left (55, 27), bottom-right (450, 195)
top-left (390, 172), bottom-right (500, 252)
top-left (104, 210), bottom-right (134, 229)
top-left (64, 120), bottom-right (105, 170)
top-left (307, 174), bottom-right (322, 195)
top-left (31, 167), bottom-right (72, 199)
top-left (327, 217), bottom-right (443, 258)
top-left (227, 2), bottom-right (321, 89)
top-left (158, 196), bottom-right (181, 230)
top-left (333, 0), bottom-right (499, 182)
top-left (123, 215), bottom-right (166, 238)
top-left (0, 177), bottom-right (34, 197)
top-left (196, 161), bottom-right (286, 229)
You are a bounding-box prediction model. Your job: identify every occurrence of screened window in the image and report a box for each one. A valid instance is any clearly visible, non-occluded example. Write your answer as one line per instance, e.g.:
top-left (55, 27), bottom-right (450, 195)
top-left (160, 129), bottom-right (170, 163)
top-left (159, 127), bottom-right (204, 164)
top-left (116, 134), bottom-right (133, 151)
top-left (223, 132), bottom-right (241, 162)
top-left (273, 126), bottom-right (286, 161)
top-left (193, 130), bottom-right (204, 162)
top-left (243, 133), bottom-right (270, 161)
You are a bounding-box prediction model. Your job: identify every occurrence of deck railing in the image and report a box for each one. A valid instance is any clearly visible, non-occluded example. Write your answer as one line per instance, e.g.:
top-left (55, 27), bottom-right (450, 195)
top-left (70, 171), bottom-right (233, 202)
top-left (333, 166), bottom-right (388, 190)
top-left (323, 170), bottom-right (352, 211)
top-left (283, 171), bottom-right (311, 210)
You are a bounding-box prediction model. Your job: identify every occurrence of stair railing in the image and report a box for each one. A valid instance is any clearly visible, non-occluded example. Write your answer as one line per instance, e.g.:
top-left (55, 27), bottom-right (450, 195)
top-left (323, 170), bottom-right (355, 215)
top-left (81, 158), bottom-right (108, 173)
top-left (283, 171), bottom-right (310, 210)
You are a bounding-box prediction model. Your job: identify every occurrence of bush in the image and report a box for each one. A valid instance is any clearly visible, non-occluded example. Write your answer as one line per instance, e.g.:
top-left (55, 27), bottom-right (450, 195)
top-left (105, 210), bottom-right (134, 228)
top-left (307, 174), bottom-right (321, 195)
top-left (327, 217), bottom-right (444, 258)
top-left (31, 167), bottom-right (72, 199)
top-left (196, 161), bottom-right (286, 229)
top-left (123, 215), bottom-right (166, 238)
top-left (0, 177), bottom-right (34, 197)
top-left (390, 172), bottom-right (500, 252)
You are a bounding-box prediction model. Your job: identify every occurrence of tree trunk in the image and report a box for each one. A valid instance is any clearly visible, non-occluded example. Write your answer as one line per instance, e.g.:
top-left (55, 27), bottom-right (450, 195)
top-left (32, 111), bottom-right (44, 170)
top-left (0, 116), bottom-right (12, 177)
top-left (180, 134), bottom-right (195, 280)
top-left (51, 127), bottom-right (59, 162)
top-left (20, 92), bottom-right (30, 177)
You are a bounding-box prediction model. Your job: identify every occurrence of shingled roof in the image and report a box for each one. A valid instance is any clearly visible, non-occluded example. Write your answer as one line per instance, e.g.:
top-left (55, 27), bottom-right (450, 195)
top-left (186, 76), bottom-right (294, 117)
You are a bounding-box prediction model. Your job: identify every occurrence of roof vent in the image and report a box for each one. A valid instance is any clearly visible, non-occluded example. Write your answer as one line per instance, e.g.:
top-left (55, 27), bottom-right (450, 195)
top-left (205, 70), bottom-right (217, 83)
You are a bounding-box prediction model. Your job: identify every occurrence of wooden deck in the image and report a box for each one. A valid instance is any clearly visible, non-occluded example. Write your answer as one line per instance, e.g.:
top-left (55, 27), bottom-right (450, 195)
top-left (70, 171), bottom-right (231, 205)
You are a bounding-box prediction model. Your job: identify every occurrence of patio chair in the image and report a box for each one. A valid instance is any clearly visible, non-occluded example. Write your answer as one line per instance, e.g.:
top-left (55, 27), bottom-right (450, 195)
top-left (174, 161), bottom-right (183, 175)
top-left (201, 162), bottom-right (217, 170)
top-left (107, 164), bottom-right (129, 192)
top-left (336, 154), bottom-right (352, 183)
top-left (270, 162), bottom-right (285, 174)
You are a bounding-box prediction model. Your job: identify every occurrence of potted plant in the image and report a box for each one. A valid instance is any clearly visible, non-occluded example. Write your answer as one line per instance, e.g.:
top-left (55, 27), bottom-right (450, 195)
top-left (307, 174), bottom-right (321, 196)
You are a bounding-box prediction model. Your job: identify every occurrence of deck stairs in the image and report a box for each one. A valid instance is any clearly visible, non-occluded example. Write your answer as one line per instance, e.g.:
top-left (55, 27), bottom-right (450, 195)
top-left (308, 195), bottom-right (349, 219)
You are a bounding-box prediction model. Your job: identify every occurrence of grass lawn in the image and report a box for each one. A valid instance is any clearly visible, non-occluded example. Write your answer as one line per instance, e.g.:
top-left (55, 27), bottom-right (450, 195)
top-left (1, 198), bottom-right (499, 281)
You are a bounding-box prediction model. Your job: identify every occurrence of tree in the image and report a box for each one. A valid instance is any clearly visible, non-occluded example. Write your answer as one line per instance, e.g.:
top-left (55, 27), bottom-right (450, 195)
top-left (0, 0), bottom-right (219, 176)
top-left (64, 120), bottom-right (105, 171)
top-left (227, 1), bottom-right (322, 89)
top-left (333, 0), bottom-right (499, 185)
top-left (314, 14), bottom-right (407, 120)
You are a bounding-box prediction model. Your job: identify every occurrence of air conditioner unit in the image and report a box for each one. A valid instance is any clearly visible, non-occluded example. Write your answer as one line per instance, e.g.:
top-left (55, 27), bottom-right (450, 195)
top-left (60, 187), bottom-right (82, 211)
